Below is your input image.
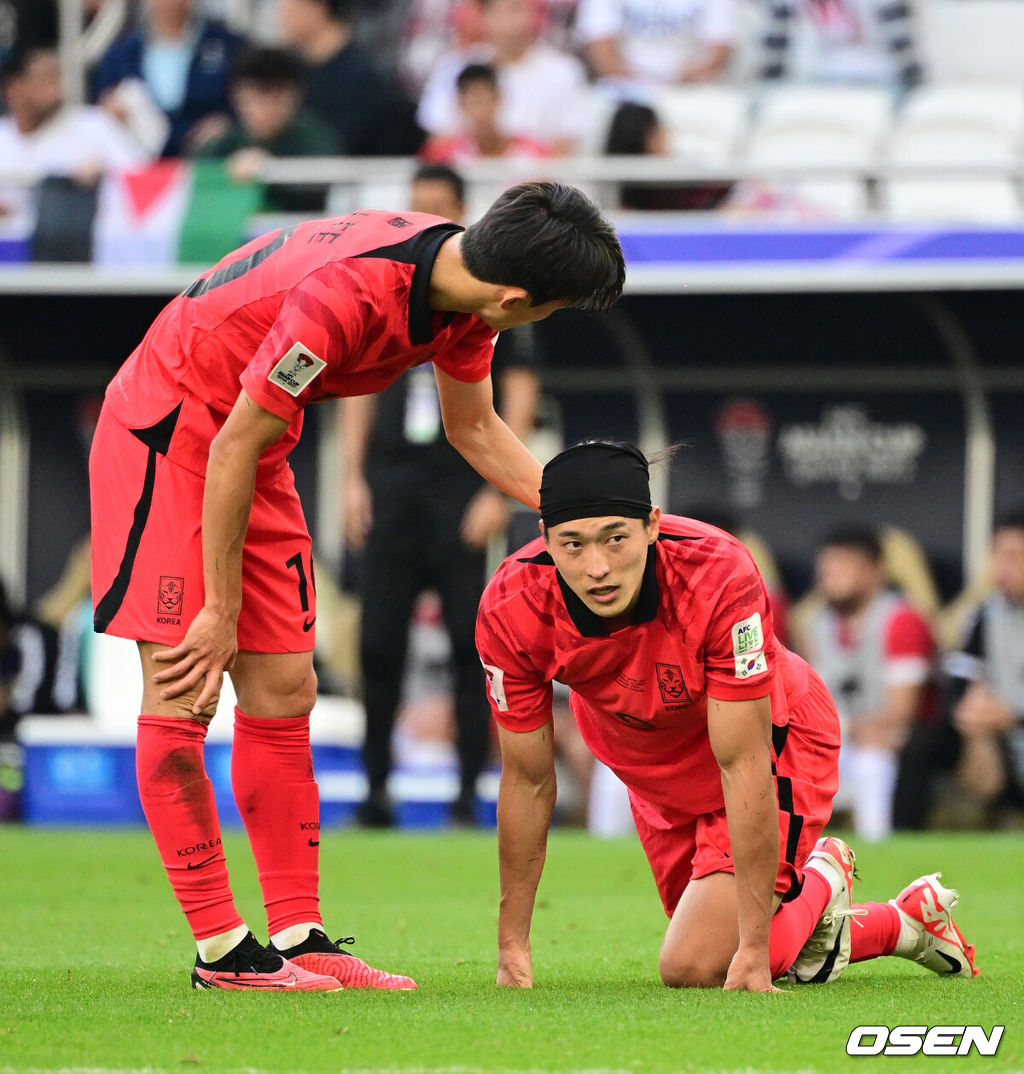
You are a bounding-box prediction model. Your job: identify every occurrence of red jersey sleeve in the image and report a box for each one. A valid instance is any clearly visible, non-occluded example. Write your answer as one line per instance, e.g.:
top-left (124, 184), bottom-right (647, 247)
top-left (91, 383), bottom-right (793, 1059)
top-left (240, 264), bottom-right (370, 421)
top-left (476, 596), bottom-right (554, 733)
top-left (702, 551), bottom-right (778, 702)
top-left (882, 605), bottom-right (934, 686)
top-left (432, 319), bottom-right (496, 384)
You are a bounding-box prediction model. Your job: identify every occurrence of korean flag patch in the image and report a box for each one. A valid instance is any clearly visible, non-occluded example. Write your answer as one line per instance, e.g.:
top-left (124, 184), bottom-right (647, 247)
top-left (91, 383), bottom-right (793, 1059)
top-left (732, 613), bottom-right (767, 678)
top-left (268, 342), bottom-right (326, 397)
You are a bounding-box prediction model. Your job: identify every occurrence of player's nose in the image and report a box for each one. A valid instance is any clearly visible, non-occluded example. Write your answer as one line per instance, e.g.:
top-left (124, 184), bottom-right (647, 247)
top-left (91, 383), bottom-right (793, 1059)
top-left (583, 549), bottom-right (610, 578)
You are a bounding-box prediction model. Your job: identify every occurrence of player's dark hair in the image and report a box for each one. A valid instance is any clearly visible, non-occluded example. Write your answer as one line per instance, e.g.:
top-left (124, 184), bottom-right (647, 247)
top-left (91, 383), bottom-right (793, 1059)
top-left (605, 101), bottom-right (660, 156)
top-left (412, 163), bottom-right (466, 208)
top-left (230, 46), bottom-right (304, 89)
top-left (994, 510), bottom-right (1024, 538)
top-left (819, 525), bottom-right (883, 562)
top-left (456, 62), bottom-right (498, 93)
top-left (461, 181), bottom-right (625, 310)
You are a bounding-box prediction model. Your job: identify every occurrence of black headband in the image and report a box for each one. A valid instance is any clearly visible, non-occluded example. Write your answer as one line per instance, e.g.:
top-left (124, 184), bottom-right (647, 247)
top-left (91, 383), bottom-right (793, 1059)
top-left (539, 442), bottom-right (652, 527)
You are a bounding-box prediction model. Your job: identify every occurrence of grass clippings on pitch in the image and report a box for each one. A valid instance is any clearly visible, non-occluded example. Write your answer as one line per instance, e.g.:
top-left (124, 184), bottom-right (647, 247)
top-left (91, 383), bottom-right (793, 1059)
top-left (0, 827), bottom-right (1020, 1074)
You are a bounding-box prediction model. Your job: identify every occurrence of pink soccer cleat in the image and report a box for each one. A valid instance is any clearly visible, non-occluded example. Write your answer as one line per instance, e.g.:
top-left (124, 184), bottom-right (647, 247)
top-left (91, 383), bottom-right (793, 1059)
top-left (191, 931), bottom-right (341, 991)
top-left (890, 873), bottom-right (979, 978)
top-left (270, 929), bottom-right (418, 989)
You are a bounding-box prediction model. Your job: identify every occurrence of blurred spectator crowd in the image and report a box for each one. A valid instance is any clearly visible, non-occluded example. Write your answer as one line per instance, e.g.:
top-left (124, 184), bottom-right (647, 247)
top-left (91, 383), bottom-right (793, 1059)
top-left (4, 0), bottom-right (1024, 238)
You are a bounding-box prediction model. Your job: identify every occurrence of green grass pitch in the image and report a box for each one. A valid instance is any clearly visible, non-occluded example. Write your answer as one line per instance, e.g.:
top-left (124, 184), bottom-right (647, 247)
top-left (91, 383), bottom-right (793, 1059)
top-left (0, 826), bottom-right (1020, 1074)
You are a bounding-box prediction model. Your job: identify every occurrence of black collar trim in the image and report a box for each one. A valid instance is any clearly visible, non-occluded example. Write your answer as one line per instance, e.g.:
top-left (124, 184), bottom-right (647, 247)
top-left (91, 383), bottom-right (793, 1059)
top-left (354, 221), bottom-right (463, 345)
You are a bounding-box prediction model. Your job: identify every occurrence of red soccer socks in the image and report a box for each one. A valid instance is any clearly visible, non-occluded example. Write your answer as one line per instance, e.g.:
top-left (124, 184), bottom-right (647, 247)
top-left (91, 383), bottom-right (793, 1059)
top-left (231, 708), bottom-right (322, 935)
top-left (849, 902), bottom-right (902, 963)
top-left (136, 715), bottom-right (243, 940)
top-left (768, 866), bottom-right (833, 979)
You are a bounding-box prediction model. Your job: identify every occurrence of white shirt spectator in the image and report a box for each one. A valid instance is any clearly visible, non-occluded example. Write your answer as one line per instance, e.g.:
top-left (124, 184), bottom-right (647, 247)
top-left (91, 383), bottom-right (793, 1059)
top-left (575, 0), bottom-right (737, 85)
top-left (0, 105), bottom-right (147, 237)
top-left (417, 41), bottom-right (589, 148)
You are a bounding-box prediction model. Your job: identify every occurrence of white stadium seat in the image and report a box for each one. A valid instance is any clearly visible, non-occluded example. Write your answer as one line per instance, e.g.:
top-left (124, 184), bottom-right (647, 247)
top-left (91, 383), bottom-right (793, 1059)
top-left (652, 85), bottom-right (750, 166)
top-left (896, 82), bottom-right (1024, 141)
top-left (882, 177), bottom-right (1021, 223)
top-left (740, 87), bottom-right (893, 220)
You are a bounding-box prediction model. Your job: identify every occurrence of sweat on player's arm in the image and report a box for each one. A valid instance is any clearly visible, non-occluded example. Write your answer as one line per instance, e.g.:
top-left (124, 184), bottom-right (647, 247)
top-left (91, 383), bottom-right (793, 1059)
top-left (477, 440), bottom-right (981, 994)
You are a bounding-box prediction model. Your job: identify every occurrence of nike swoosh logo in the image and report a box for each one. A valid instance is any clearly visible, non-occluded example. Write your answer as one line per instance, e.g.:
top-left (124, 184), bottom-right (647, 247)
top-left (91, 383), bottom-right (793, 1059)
top-left (303, 617), bottom-right (316, 632)
top-left (308, 838), bottom-right (320, 847)
top-left (937, 950), bottom-right (963, 974)
top-left (186, 853), bottom-right (218, 871)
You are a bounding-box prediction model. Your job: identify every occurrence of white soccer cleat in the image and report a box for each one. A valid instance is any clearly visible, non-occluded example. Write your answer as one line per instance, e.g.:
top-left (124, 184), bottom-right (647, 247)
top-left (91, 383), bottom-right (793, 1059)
top-left (889, 872), bottom-right (980, 978)
top-left (789, 836), bottom-right (863, 984)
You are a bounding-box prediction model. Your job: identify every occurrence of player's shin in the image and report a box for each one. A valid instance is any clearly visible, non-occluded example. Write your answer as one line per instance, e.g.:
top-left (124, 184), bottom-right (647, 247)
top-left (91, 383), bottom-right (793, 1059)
top-left (231, 708), bottom-right (321, 938)
top-left (136, 715), bottom-right (243, 941)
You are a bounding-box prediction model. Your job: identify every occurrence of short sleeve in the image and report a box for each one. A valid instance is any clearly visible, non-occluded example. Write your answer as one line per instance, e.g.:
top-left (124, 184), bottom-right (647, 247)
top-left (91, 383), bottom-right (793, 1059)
top-left (703, 554), bottom-right (777, 701)
top-left (476, 601), bottom-right (553, 732)
top-left (883, 605), bottom-right (934, 687)
top-left (432, 319), bottom-right (496, 384)
top-left (239, 266), bottom-right (367, 420)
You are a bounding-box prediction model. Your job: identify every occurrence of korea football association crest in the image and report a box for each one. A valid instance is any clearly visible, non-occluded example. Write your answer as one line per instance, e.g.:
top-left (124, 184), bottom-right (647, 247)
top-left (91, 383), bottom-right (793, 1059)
top-left (268, 342), bottom-right (326, 397)
top-left (656, 662), bottom-right (691, 708)
top-left (157, 575), bottom-right (184, 624)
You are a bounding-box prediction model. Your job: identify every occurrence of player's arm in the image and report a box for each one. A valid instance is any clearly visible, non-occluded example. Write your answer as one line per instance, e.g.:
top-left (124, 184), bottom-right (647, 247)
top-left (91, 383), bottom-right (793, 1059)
top-left (460, 365), bottom-right (541, 549)
top-left (339, 394), bottom-right (378, 551)
top-left (707, 694), bottom-right (781, 994)
top-left (153, 390), bottom-right (289, 712)
top-left (495, 719), bottom-right (557, 988)
top-left (434, 365), bottom-right (543, 510)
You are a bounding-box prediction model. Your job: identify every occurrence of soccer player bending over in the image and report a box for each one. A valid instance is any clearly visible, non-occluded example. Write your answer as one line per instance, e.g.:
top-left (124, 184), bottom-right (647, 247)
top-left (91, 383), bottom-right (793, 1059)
top-left (89, 182), bottom-right (624, 991)
top-left (476, 441), bottom-right (979, 992)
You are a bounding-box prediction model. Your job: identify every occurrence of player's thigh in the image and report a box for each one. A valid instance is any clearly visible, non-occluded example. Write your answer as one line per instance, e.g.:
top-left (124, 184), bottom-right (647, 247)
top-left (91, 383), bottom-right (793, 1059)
top-left (138, 640), bottom-right (219, 721)
top-left (658, 872), bottom-right (740, 988)
top-left (91, 406), bottom-right (204, 647)
top-left (230, 650), bottom-right (317, 718)
top-left (237, 468), bottom-right (318, 653)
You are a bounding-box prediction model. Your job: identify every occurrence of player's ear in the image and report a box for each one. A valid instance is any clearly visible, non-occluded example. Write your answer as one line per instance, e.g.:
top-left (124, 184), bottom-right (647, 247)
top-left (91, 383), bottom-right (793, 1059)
top-left (497, 286), bottom-right (531, 311)
top-left (647, 507), bottom-right (661, 543)
top-left (539, 520), bottom-right (548, 542)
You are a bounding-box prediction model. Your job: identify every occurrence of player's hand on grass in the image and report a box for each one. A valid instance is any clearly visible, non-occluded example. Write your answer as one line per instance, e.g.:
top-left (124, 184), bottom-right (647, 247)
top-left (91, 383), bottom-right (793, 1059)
top-left (496, 944), bottom-right (533, 988)
top-left (152, 606), bottom-right (238, 714)
top-left (723, 947), bottom-right (784, 994)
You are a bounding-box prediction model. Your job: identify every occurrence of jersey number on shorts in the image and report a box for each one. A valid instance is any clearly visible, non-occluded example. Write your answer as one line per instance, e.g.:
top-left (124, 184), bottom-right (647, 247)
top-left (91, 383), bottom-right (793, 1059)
top-left (285, 552), bottom-right (316, 630)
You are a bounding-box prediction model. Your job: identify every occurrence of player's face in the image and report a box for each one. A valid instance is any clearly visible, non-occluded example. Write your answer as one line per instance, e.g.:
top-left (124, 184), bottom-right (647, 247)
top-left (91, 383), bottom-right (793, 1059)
top-left (991, 527), bottom-right (1024, 603)
top-left (544, 511), bottom-right (661, 620)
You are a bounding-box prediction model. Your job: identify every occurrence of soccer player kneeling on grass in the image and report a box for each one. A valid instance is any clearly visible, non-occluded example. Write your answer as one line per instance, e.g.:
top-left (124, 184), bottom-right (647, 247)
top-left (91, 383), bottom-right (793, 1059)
top-left (476, 441), bottom-right (979, 993)
top-left (89, 183), bottom-right (625, 991)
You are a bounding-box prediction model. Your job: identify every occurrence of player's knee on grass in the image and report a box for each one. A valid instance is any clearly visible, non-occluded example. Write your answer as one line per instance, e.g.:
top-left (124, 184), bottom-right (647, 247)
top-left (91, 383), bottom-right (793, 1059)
top-left (658, 949), bottom-right (727, 989)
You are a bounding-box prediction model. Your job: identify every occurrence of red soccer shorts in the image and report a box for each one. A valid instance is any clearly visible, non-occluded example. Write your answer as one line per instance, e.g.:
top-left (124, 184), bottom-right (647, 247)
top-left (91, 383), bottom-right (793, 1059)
top-left (631, 670), bottom-right (840, 917)
top-left (90, 403), bottom-right (317, 653)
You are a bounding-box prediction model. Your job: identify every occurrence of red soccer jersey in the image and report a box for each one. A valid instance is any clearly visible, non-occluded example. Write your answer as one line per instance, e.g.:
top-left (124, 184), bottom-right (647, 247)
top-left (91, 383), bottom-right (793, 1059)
top-left (476, 515), bottom-right (814, 822)
top-left (103, 211), bottom-right (496, 478)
